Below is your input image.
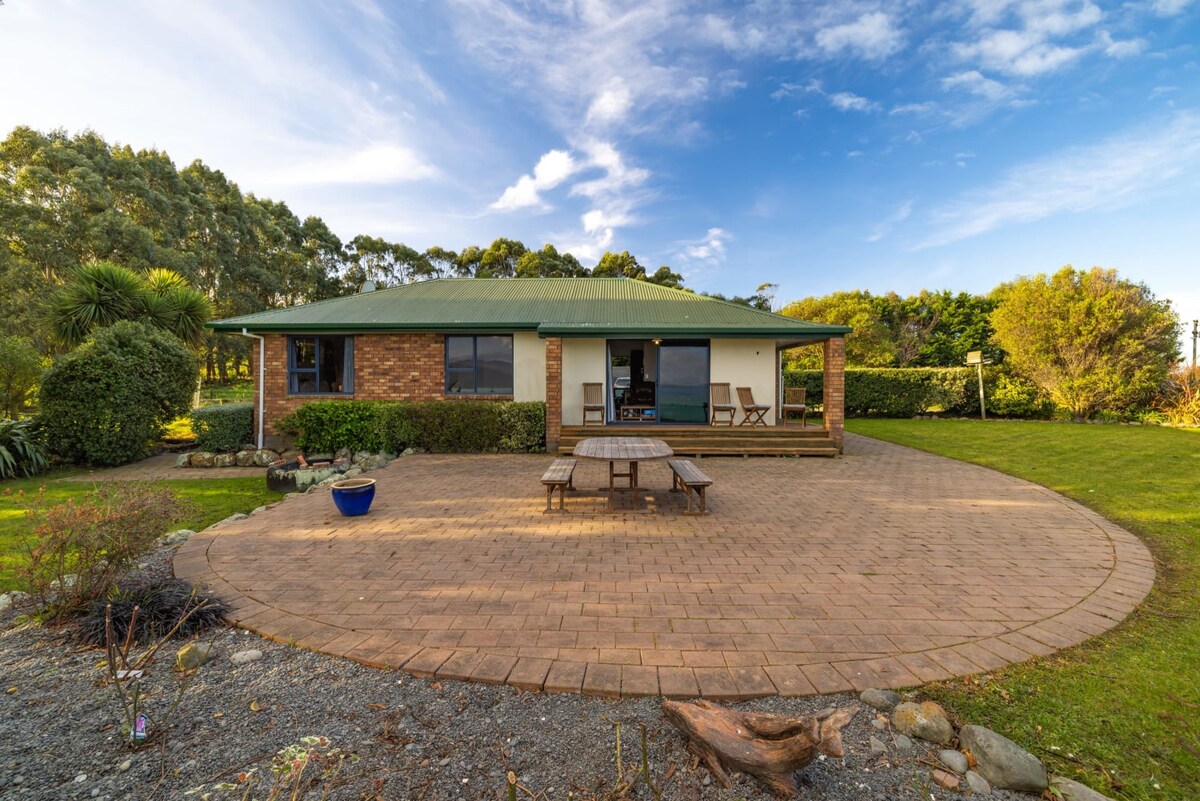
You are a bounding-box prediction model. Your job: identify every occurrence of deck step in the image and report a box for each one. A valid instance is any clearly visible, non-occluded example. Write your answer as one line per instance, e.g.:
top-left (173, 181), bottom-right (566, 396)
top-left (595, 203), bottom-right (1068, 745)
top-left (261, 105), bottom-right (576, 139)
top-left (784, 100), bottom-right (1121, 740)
top-left (558, 424), bottom-right (839, 457)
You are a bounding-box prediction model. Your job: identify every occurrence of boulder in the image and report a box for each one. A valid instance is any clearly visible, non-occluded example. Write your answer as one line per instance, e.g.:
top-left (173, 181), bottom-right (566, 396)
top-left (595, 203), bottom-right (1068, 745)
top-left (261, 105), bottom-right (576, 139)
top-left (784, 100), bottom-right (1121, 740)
top-left (191, 452), bottom-right (216, 468)
top-left (176, 642), bottom-right (215, 671)
top-left (860, 688), bottom-right (901, 712)
top-left (931, 769), bottom-right (959, 790)
top-left (335, 447), bottom-right (351, 461)
top-left (359, 454), bottom-right (390, 471)
top-left (294, 467), bottom-right (338, 492)
top-left (213, 513), bottom-right (248, 528)
top-left (342, 466), bottom-right (363, 479)
top-left (401, 447), bottom-right (416, 456)
top-left (891, 701), bottom-right (954, 746)
top-left (1050, 776), bottom-right (1116, 801)
top-left (234, 450), bottom-right (256, 467)
top-left (160, 529), bottom-right (196, 546)
top-left (280, 448), bottom-right (303, 463)
top-left (938, 749), bottom-right (969, 774)
top-left (214, 453), bottom-right (236, 468)
top-left (253, 449), bottom-right (281, 467)
top-left (230, 649), bottom-right (263, 665)
top-left (965, 770), bottom-right (992, 795)
top-left (959, 724), bottom-right (1047, 793)
top-left (352, 450), bottom-right (372, 464)
top-left (175, 453), bottom-right (192, 468)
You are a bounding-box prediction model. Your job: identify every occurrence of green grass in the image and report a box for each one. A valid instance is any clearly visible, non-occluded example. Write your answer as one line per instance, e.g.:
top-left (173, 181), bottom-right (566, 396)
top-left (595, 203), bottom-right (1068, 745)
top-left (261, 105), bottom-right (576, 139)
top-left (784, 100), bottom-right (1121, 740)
top-left (847, 419), bottom-right (1199, 799)
top-left (198, 379), bottom-right (254, 404)
top-left (0, 474), bottom-right (282, 592)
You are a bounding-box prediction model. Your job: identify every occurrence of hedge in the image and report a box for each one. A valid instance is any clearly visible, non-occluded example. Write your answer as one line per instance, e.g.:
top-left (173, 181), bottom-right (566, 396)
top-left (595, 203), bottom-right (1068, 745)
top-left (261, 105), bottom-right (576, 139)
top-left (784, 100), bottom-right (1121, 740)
top-left (279, 400), bottom-right (546, 454)
top-left (783, 367), bottom-right (1051, 418)
top-left (190, 403), bottom-right (254, 452)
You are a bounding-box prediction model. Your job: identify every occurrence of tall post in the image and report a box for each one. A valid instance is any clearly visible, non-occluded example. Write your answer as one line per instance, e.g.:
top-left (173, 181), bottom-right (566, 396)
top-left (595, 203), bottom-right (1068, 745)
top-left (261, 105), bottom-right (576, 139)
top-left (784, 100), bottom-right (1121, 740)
top-left (1192, 319), bottom-right (1197, 373)
top-left (977, 362), bottom-right (987, 421)
top-left (822, 337), bottom-right (845, 453)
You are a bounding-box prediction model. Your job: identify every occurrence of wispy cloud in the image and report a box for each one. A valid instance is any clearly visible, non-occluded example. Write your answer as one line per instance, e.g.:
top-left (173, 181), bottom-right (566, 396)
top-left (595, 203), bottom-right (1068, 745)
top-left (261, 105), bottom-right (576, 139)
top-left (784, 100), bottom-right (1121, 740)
top-left (919, 112), bottom-right (1200, 248)
top-left (830, 91), bottom-right (880, 112)
top-left (676, 227), bottom-right (731, 265)
top-left (867, 199), bottom-right (914, 242)
top-left (491, 150), bottom-right (578, 211)
top-left (942, 70), bottom-right (1014, 100)
top-left (815, 11), bottom-right (905, 60)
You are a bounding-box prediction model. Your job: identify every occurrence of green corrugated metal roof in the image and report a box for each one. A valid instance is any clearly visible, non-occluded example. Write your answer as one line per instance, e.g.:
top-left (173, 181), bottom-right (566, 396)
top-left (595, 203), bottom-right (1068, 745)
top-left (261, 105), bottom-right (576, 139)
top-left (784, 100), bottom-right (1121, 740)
top-left (209, 278), bottom-right (850, 338)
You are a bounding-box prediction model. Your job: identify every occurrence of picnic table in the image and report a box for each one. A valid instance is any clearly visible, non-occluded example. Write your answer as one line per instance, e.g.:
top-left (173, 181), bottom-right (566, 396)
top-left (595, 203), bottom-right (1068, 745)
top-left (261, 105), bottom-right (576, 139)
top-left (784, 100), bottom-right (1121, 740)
top-left (573, 436), bottom-right (673, 512)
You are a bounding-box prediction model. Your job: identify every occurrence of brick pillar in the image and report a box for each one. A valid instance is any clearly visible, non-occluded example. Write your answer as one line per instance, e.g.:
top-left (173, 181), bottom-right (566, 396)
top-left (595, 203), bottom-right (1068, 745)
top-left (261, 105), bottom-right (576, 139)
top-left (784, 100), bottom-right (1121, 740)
top-left (822, 337), bottom-right (845, 453)
top-left (545, 337), bottom-right (562, 452)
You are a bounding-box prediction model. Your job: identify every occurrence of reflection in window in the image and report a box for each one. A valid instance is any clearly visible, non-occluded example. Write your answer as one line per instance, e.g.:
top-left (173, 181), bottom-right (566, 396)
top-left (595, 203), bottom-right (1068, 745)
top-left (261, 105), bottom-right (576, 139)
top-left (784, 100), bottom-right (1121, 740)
top-left (445, 335), bottom-right (513, 395)
top-left (288, 335), bottom-right (353, 394)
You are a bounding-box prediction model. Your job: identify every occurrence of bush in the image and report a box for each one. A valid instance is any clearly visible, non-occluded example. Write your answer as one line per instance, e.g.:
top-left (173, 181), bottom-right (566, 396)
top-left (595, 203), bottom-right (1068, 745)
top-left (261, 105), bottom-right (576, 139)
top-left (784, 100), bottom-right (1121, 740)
top-left (1156, 368), bottom-right (1200, 426)
top-left (0, 334), bottom-right (43, 418)
top-left (988, 372), bottom-right (1055, 419)
top-left (38, 321), bottom-right (198, 466)
top-left (17, 483), bottom-right (188, 622)
top-left (280, 400), bottom-right (546, 454)
top-left (190, 403), bottom-right (253, 452)
top-left (76, 577), bottom-right (228, 646)
top-left (0, 418), bottom-right (48, 479)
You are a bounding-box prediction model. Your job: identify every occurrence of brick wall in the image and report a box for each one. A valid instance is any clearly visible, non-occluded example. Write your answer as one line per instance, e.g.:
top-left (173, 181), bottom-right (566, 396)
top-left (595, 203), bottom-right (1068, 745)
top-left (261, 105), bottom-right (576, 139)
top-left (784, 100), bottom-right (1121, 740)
top-left (545, 337), bottom-right (562, 451)
top-left (256, 333), bottom-right (512, 440)
top-left (822, 337), bottom-right (846, 453)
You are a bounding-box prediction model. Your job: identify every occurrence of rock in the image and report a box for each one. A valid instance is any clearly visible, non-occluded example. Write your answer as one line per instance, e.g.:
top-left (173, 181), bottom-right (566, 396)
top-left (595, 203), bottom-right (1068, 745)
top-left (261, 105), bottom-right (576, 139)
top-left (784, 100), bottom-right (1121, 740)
top-left (280, 448), bottom-right (303, 462)
top-left (1050, 775), bottom-right (1116, 801)
top-left (965, 770), bottom-right (992, 795)
top-left (295, 467), bottom-right (339, 491)
top-left (235, 450), bottom-right (256, 467)
top-left (959, 724), bottom-right (1047, 793)
top-left (214, 453), bottom-right (236, 468)
top-left (191, 452), bottom-right (216, 468)
top-left (894, 734), bottom-right (913, 751)
top-left (230, 649), bottom-right (263, 665)
top-left (353, 450), bottom-right (372, 464)
top-left (118, 759), bottom-right (132, 773)
top-left (335, 447), bottom-right (351, 461)
top-left (891, 701), bottom-right (954, 745)
top-left (931, 769), bottom-right (959, 790)
top-left (250, 506), bottom-right (267, 515)
top-left (175, 453), bottom-right (192, 468)
top-left (74, 773), bottom-right (87, 783)
top-left (213, 513), bottom-right (248, 527)
top-left (342, 466), bottom-right (363, 479)
top-left (869, 736), bottom-right (887, 756)
top-left (160, 529), bottom-right (196, 546)
top-left (176, 642), bottom-right (215, 670)
top-left (938, 749), bottom-right (969, 774)
top-left (253, 449), bottom-right (281, 467)
top-left (860, 688), bottom-right (902, 712)
top-left (359, 454), bottom-right (390, 471)
top-left (401, 447), bottom-right (416, 456)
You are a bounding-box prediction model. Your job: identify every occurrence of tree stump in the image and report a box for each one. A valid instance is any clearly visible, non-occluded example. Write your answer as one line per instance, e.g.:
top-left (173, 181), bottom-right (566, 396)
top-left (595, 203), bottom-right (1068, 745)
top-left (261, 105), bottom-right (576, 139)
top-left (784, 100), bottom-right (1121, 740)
top-left (662, 700), bottom-right (858, 798)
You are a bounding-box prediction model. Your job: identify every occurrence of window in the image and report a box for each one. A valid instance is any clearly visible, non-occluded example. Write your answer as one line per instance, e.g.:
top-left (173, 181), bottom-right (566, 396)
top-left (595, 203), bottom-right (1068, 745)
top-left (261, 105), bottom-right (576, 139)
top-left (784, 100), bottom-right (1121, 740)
top-left (288, 335), bottom-right (353, 394)
top-left (445, 335), bottom-right (513, 395)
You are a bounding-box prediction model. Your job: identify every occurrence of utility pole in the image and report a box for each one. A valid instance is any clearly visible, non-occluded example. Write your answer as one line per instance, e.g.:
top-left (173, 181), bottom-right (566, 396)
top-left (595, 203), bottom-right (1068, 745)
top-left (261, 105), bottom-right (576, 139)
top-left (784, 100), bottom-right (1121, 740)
top-left (1193, 319), bottom-right (1198, 373)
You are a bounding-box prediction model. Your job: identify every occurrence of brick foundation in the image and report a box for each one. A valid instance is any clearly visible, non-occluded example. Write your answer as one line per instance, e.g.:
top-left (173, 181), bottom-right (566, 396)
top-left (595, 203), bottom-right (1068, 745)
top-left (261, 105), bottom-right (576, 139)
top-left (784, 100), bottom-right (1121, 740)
top-left (822, 337), bottom-right (846, 453)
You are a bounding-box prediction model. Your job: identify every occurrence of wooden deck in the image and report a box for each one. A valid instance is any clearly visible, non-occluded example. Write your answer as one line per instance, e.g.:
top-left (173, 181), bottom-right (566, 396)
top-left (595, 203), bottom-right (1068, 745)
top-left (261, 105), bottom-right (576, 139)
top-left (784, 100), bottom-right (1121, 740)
top-left (558, 423), bottom-right (839, 457)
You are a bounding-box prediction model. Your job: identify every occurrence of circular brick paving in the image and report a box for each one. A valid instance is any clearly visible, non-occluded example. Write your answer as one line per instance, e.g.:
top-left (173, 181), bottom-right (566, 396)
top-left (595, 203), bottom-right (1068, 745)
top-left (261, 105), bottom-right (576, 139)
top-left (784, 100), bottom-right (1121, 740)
top-left (175, 435), bottom-right (1154, 699)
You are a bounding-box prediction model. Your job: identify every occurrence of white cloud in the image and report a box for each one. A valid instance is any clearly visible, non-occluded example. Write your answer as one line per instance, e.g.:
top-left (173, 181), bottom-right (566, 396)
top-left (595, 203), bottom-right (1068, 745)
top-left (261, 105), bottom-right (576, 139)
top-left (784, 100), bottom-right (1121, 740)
top-left (771, 79), bottom-right (823, 100)
top-left (1098, 31), bottom-right (1146, 58)
top-left (890, 101), bottom-right (938, 115)
top-left (952, 0), bottom-right (1112, 77)
top-left (815, 12), bottom-right (905, 60)
top-left (920, 112), bottom-right (1200, 247)
top-left (677, 227), bottom-right (731, 264)
top-left (830, 92), bottom-right (880, 112)
top-left (586, 79), bottom-right (634, 126)
top-left (942, 70), bottom-right (1014, 100)
top-left (867, 199), bottom-right (914, 242)
top-left (266, 144), bottom-right (438, 186)
top-left (1149, 0), bottom-right (1193, 15)
top-left (491, 149), bottom-right (579, 211)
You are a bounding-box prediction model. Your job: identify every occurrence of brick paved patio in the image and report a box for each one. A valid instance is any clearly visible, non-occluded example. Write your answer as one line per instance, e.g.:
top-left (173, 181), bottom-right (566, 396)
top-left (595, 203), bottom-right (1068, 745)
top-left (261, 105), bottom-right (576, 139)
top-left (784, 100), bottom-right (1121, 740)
top-left (174, 434), bottom-right (1154, 700)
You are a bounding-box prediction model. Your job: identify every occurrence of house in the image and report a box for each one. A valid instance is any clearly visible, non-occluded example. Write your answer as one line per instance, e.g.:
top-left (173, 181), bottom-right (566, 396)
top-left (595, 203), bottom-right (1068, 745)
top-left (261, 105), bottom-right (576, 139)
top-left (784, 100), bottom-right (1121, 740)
top-left (208, 278), bottom-right (851, 454)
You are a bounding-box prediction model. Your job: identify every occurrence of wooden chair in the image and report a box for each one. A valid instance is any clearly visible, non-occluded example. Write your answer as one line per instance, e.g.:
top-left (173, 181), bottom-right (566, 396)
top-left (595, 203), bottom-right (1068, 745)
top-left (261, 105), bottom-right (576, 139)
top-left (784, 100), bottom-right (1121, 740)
top-left (781, 386), bottom-right (808, 427)
top-left (736, 386), bottom-right (771, 427)
top-left (582, 382), bottom-right (605, 426)
top-left (709, 383), bottom-right (737, 426)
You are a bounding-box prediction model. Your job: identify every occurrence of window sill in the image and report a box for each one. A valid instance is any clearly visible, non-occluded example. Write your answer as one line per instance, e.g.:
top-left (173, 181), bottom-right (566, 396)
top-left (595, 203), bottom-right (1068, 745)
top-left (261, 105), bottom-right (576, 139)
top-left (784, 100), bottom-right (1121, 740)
top-left (442, 394), bottom-right (514, 401)
top-left (286, 393), bottom-right (354, 399)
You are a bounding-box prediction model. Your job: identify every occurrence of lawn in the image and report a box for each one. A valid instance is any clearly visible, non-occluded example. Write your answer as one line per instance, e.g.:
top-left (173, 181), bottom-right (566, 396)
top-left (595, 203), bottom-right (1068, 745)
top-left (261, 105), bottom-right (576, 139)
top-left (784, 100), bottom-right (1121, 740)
top-left (0, 475), bottom-right (283, 592)
top-left (847, 419), bottom-right (1199, 799)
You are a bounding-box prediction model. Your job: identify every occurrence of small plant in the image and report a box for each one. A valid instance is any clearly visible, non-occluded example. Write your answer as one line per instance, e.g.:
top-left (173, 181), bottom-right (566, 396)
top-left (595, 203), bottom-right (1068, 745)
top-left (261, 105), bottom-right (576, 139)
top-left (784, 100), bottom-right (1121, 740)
top-left (188, 736), bottom-right (359, 800)
top-left (0, 418), bottom-right (48, 479)
top-left (190, 403), bottom-right (254, 452)
top-left (17, 483), bottom-right (188, 621)
top-left (77, 577), bottom-right (228, 646)
top-left (1156, 367), bottom-right (1200, 426)
top-left (104, 599), bottom-right (213, 746)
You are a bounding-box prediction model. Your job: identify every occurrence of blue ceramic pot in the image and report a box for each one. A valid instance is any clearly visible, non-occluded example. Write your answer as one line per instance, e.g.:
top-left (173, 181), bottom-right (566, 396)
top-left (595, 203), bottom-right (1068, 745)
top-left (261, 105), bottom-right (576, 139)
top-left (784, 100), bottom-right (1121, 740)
top-left (330, 478), bottom-right (376, 516)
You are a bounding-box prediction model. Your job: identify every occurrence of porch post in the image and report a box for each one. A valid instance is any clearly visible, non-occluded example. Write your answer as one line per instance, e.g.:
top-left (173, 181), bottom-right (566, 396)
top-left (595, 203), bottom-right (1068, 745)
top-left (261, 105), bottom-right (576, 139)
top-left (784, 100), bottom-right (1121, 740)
top-left (545, 337), bottom-right (562, 452)
top-left (822, 337), bottom-right (845, 453)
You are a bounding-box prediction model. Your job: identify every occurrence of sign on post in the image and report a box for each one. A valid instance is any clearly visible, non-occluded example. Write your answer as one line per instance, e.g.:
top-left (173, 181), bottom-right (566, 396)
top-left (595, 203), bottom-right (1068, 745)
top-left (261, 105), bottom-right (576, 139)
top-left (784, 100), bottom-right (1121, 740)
top-left (965, 351), bottom-right (992, 419)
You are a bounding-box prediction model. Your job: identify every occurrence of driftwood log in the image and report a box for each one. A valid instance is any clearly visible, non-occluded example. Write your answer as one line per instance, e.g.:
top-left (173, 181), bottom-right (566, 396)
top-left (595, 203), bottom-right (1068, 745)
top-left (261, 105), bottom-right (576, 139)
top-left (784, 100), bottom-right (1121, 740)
top-left (662, 700), bottom-right (858, 798)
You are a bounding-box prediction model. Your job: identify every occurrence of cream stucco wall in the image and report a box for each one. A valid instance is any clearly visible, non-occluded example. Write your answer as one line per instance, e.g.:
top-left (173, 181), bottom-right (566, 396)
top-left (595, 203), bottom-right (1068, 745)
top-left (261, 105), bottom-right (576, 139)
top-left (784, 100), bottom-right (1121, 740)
top-left (709, 339), bottom-right (778, 426)
top-left (560, 338), bottom-right (607, 425)
top-left (512, 331), bottom-right (546, 402)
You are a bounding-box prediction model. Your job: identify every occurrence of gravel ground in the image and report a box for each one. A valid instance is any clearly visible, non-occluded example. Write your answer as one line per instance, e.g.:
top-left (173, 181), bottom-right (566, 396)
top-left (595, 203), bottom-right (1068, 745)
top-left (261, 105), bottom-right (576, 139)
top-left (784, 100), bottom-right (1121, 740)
top-left (0, 548), bottom-right (1029, 801)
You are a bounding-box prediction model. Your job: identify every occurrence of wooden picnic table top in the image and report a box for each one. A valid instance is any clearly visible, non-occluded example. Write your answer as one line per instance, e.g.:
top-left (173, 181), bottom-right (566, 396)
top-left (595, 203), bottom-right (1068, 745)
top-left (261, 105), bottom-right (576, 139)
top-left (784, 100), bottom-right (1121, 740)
top-left (573, 436), bottom-right (674, 462)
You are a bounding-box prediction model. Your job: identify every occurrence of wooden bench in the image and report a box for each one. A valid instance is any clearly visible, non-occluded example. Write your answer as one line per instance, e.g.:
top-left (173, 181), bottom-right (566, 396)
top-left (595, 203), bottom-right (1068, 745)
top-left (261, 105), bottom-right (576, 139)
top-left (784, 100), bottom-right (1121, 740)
top-left (668, 458), bottom-right (713, 515)
top-left (541, 457), bottom-right (577, 512)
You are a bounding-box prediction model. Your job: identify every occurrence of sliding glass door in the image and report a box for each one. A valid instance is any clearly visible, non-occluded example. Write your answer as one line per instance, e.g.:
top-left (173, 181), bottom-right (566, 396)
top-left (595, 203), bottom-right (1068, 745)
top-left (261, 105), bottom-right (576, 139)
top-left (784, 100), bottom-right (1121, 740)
top-left (657, 341), bottom-right (710, 423)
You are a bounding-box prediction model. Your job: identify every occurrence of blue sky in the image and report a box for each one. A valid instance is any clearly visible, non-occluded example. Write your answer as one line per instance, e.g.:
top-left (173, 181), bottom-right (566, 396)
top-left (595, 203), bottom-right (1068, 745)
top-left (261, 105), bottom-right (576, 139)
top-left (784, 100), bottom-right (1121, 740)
top-left (1, 0), bottom-right (1198, 324)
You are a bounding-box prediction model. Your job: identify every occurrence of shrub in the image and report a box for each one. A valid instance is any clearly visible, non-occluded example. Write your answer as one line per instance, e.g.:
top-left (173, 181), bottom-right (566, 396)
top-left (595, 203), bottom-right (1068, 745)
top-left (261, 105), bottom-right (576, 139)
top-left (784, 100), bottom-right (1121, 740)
top-left (1156, 368), bottom-right (1200, 426)
top-left (77, 577), bottom-right (228, 646)
top-left (190, 403), bottom-right (253, 452)
top-left (784, 367), bottom-right (980, 417)
top-left (0, 418), bottom-right (49, 479)
top-left (280, 400), bottom-right (547, 454)
top-left (0, 334), bottom-right (43, 418)
top-left (17, 483), bottom-right (188, 622)
top-left (38, 320), bottom-right (198, 466)
top-left (988, 372), bottom-right (1055, 419)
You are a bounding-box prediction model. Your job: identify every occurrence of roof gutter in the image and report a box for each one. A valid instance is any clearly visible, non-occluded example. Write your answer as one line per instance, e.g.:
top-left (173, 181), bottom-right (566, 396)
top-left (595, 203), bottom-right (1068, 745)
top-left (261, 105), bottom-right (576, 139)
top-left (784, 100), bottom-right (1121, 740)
top-left (240, 328), bottom-right (265, 449)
